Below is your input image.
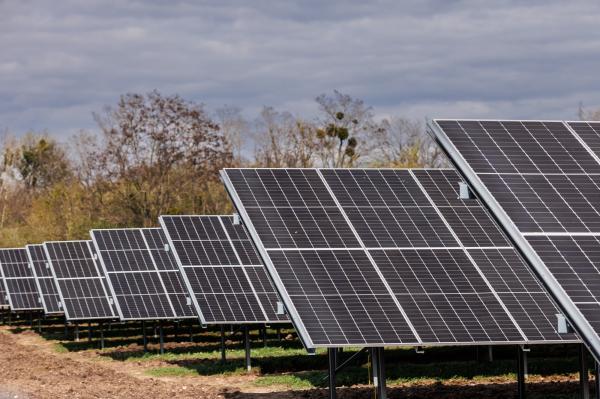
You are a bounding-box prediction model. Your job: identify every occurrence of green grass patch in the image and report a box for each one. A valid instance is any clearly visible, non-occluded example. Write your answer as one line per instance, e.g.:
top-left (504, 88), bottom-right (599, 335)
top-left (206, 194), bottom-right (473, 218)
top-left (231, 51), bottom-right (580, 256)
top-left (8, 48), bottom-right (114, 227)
top-left (53, 343), bottom-right (69, 353)
top-left (145, 366), bottom-right (198, 377)
top-left (254, 372), bottom-right (322, 389)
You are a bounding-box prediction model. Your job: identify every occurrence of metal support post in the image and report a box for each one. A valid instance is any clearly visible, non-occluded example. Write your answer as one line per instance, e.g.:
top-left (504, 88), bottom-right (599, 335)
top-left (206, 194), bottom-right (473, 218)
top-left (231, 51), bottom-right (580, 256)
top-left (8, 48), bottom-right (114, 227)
top-left (328, 348), bottom-right (337, 399)
top-left (487, 345), bottom-right (493, 362)
top-left (581, 344), bottom-right (590, 399)
top-left (244, 326), bottom-right (251, 372)
top-left (37, 314), bottom-right (42, 333)
top-left (142, 321), bottom-right (148, 353)
top-left (189, 320), bottom-right (193, 342)
top-left (29, 312), bottom-right (33, 328)
top-left (372, 347), bottom-right (387, 399)
top-left (174, 320), bottom-right (179, 341)
top-left (99, 322), bottom-right (105, 350)
top-left (276, 326), bottom-right (281, 342)
top-left (159, 323), bottom-right (165, 355)
top-left (595, 361), bottom-right (600, 399)
top-left (74, 322), bottom-right (79, 342)
top-left (220, 325), bottom-right (226, 363)
top-left (517, 346), bottom-right (527, 399)
top-left (88, 321), bottom-right (92, 342)
top-left (262, 325), bottom-right (267, 347)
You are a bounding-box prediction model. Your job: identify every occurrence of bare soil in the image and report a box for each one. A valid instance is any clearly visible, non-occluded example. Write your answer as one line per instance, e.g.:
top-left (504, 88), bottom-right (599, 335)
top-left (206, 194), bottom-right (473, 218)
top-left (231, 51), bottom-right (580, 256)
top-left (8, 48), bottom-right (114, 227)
top-left (0, 327), bottom-right (585, 399)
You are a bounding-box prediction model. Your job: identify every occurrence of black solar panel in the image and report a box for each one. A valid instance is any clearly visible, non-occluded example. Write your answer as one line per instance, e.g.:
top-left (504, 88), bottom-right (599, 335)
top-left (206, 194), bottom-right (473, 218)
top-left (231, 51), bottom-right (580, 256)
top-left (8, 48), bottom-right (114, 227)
top-left (159, 215), bottom-right (287, 324)
top-left (90, 228), bottom-right (196, 320)
top-left (431, 119), bottom-right (600, 358)
top-left (25, 244), bottom-right (62, 314)
top-left (44, 240), bottom-right (117, 320)
top-left (222, 168), bottom-right (577, 349)
top-left (0, 248), bottom-right (42, 311)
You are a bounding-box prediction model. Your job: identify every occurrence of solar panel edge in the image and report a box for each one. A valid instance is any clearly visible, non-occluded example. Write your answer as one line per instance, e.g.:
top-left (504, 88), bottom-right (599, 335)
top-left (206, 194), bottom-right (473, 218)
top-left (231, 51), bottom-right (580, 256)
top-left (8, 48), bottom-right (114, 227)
top-left (138, 228), bottom-right (193, 320)
top-left (217, 215), bottom-right (273, 323)
top-left (429, 119), bottom-right (598, 355)
top-left (25, 245), bottom-right (52, 314)
top-left (0, 248), bottom-right (43, 311)
top-left (89, 231), bottom-right (127, 321)
top-left (43, 240), bottom-right (117, 321)
top-left (42, 242), bottom-right (75, 319)
top-left (220, 170), bottom-right (315, 347)
top-left (408, 169), bottom-right (531, 342)
top-left (158, 216), bottom-right (210, 326)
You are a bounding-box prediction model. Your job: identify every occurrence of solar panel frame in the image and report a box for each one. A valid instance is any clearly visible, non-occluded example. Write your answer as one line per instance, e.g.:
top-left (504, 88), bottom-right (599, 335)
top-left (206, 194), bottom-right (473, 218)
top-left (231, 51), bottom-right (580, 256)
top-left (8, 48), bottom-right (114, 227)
top-left (222, 168), bottom-right (577, 350)
top-left (0, 248), bottom-right (43, 311)
top-left (90, 228), bottom-right (197, 321)
top-left (25, 244), bottom-right (62, 314)
top-left (43, 240), bottom-right (117, 321)
top-left (159, 215), bottom-right (288, 326)
top-left (430, 119), bottom-right (599, 358)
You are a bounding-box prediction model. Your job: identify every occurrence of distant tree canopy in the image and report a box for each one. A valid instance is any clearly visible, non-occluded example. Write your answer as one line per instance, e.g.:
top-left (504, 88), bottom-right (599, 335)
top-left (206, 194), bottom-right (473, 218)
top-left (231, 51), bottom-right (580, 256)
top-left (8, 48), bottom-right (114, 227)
top-left (0, 90), bottom-right (444, 247)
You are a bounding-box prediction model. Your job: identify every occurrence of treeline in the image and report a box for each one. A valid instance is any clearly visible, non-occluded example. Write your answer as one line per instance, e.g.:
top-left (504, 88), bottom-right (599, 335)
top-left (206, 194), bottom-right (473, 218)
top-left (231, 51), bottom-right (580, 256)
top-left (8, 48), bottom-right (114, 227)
top-left (0, 90), bottom-right (445, 247)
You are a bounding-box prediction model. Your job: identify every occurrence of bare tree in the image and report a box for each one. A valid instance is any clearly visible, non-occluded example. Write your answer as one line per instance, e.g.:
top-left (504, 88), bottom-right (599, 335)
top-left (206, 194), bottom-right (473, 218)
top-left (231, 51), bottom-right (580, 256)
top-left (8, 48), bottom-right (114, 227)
top-left (92, 90), bottom-right (233, 225)
top-left (252, 107), bottom-right (317, 168)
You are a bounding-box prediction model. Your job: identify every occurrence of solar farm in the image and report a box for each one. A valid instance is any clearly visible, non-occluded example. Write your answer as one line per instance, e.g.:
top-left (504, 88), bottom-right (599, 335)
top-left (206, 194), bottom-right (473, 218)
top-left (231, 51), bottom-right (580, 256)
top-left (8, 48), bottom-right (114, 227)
top-left (5, 120), bottom-right (600, 398)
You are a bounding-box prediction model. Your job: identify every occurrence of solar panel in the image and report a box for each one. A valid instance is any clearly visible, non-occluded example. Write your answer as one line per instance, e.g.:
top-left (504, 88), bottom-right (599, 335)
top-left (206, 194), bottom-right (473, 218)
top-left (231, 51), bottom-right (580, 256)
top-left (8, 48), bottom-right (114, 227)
top-left (431, 119), bottom-right (600, 359)
top-left (90, 228), bottom-right (196, 320)
top-left (44, 240), bottom-right (117, 320)
top-left (159, 215), bottom-right (288, 325)
top-left (25, 244), bottom-right (62, 314)
top-left (221, 168), bottom-right (577, 349)
top-left (0, 248), bottom-right (42, 311)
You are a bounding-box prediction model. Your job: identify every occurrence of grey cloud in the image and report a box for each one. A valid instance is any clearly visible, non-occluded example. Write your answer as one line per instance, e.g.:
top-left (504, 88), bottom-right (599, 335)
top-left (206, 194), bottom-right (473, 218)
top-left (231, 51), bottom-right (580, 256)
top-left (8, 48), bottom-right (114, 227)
top-left (1, 0), bottom-right (600, 137)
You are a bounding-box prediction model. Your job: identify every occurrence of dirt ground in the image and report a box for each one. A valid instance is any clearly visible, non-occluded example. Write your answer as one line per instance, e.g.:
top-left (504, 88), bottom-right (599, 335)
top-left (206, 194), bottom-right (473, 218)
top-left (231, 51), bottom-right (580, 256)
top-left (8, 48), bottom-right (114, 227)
top-left (0, 326), bottom-right (586, 399)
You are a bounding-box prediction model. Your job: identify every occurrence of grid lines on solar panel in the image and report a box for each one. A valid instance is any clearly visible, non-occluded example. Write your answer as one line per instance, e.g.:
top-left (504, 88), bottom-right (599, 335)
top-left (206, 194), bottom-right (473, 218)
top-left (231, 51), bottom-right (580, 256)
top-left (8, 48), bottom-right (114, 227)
top-left (44, 241), bottom-right (116, 320)
top-left (91, 228), bottom-right (196, 320)
top-left (432, 120), bottom-right (600, 346)
top-left (159, 215), bottom-right (287, 324)
top-left (26, 244), bottom-right (62, 314)
top-left (0, 248), bottom-right (42, 311)
top-left (567, 122), bottom-right (600, 159)
top-left (224, 168), bottom-right (571, 347)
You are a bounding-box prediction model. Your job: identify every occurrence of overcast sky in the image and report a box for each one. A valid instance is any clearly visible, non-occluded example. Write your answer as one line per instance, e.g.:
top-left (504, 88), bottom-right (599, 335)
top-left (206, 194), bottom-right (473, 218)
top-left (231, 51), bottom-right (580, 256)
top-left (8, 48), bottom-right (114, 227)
top-left (2, 0), bottom-right (600, 138)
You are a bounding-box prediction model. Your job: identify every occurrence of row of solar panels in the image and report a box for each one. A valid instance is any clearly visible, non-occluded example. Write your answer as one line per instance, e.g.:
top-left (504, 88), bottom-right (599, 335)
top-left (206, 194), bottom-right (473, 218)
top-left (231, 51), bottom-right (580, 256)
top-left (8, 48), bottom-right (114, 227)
top-left (7, 120), bottom-right (600, 360)
top-left (0, 216), bottom-right (287, 325)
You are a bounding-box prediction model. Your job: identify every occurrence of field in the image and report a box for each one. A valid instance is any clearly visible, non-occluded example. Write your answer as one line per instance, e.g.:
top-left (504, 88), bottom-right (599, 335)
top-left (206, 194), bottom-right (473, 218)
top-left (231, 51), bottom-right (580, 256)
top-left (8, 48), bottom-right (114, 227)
top-left (0, 316), bottom-right (591, 399)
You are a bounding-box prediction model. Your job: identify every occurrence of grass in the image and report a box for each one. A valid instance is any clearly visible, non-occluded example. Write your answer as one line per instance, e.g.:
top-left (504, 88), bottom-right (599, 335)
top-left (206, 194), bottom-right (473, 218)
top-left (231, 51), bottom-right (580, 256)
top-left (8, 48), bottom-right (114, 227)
top-left (145, 366), bottom-right (199, 377)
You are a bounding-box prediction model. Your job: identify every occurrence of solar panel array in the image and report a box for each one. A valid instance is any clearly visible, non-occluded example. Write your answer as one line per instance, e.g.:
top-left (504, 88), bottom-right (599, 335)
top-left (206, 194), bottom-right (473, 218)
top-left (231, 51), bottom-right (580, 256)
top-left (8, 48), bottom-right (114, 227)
top-left (0, 248), bottom-right (42, 311)
top-left (160, 215), bottom-right (287, 325)
top-left (431, 119), bottom-right (600, 360)
top-left (26, 244), bottom-right (62, 314)
top-left (44, 240), bottom-right (117, 320)
top-left (222, 168), bottom-right (576, 349)
top-left (91, 228), bottom-right (196, 320)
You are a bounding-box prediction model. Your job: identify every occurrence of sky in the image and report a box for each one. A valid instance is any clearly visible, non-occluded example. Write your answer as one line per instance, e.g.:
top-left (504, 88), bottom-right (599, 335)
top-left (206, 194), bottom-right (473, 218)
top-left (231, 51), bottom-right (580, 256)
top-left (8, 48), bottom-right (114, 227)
top-left (2, 0), bottom-right (600, 139)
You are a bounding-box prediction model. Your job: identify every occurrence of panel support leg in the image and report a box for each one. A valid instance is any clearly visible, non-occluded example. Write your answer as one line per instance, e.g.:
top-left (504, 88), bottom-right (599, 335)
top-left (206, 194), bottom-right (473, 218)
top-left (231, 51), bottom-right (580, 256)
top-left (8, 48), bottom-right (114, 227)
top-left (142, 321), bottom-right (148, 353)
top-left (244, 326), bottom-right (251, 372)
top-left (159, 323), bottom-right (165, 355)
top-left (220, 325), bottom-right (226, 363)
top-left (328, 348), bottom-right (337, 399)
top-left (99, 322), bottom-right (105, 350)
top-left (174, 320), bottom-right (179, 341)
top-left (262, 325), bottom-right (267, 348)
top-left (29, 312), bottom-right (33, 328)
top-left (517, 345), bottom-right (527, 399)
top-left (595, 361), bottom-right (600, 399)
top-left (372, 347), bottom-right (387, 399)
top-left (64, 321), bottom-right (68, 339)
top-left (37, 313), bottom-right (42, 333)
top-left (7, 311), bottom-right (11, 326)
top-left (581, 344), bottom-right (590, 399)
top-left (277, 326), bottom-right (281, 342)
top-left (88, 321), bottom-right (92, 343)
top-left (189, 320), bottom-right (193, 342)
